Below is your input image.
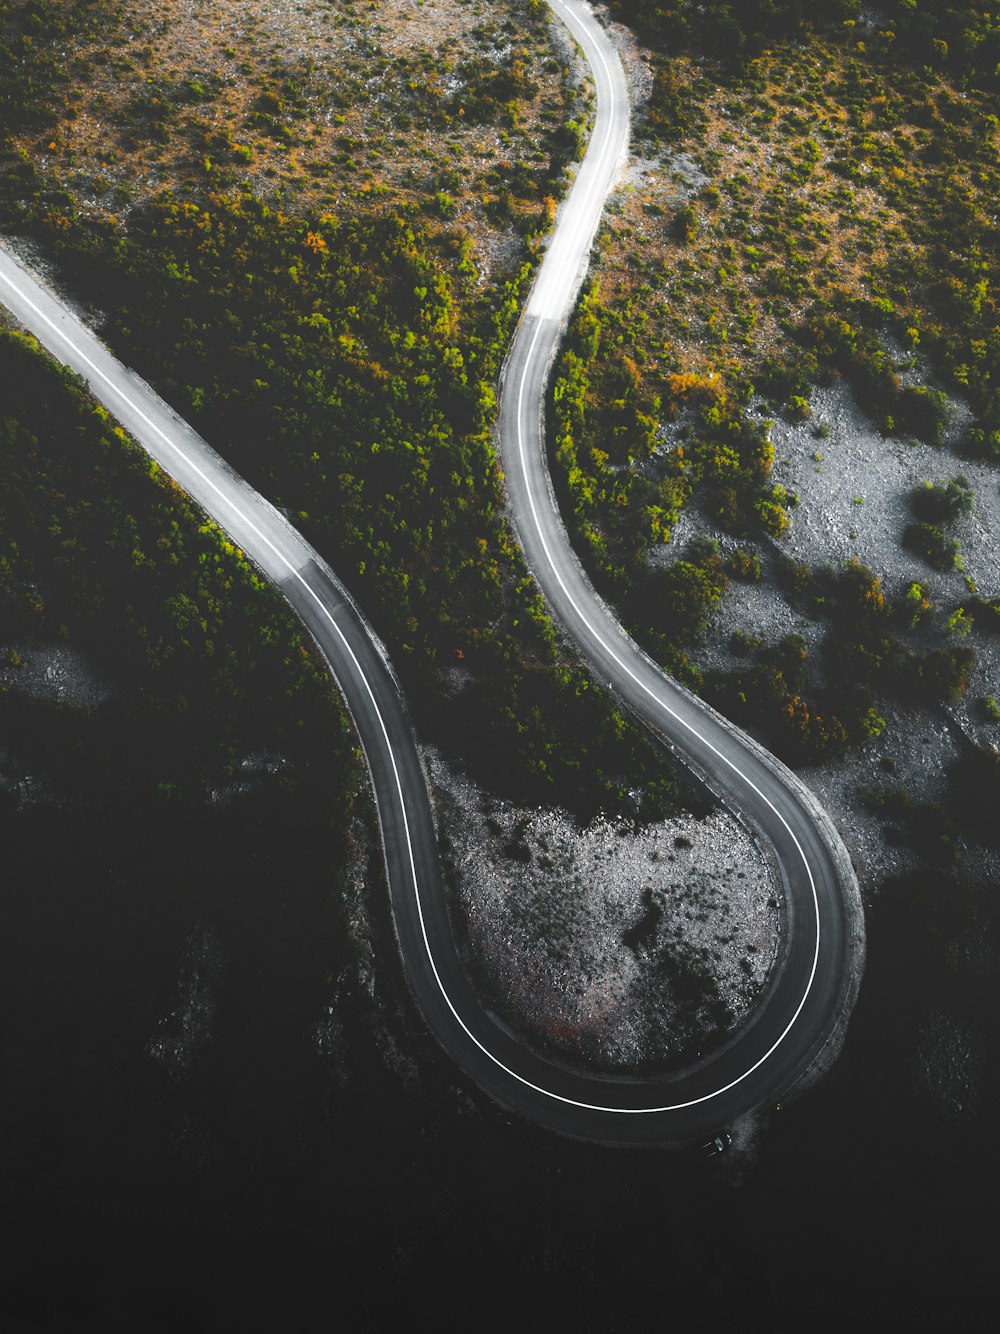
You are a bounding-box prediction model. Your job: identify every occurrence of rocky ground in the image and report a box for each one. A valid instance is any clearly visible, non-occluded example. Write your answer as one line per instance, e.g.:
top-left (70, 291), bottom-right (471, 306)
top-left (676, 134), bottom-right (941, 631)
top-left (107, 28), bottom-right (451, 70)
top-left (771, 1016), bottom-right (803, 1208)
top-left (428, 746), bottom-right (782, 1077)
top-left (15, 0), bottom-right (582, 287)
top-left (0, 638), bottom-right (112, 714)
top-left (664, 378), bottom-right (1000, 891)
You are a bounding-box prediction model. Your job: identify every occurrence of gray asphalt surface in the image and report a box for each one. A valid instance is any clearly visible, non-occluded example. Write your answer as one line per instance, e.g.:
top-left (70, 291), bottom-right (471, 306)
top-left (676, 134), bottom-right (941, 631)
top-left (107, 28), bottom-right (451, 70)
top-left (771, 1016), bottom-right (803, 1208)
top-left (492, 0), bottom-right (865, 1137)
top-left (0, 0), bottom-right (863, 1146)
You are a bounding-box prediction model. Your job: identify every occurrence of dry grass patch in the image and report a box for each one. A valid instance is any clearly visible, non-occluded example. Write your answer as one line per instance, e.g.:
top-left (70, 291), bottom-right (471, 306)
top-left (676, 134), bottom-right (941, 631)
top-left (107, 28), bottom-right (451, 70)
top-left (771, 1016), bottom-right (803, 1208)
top-left (595, 37), bottom-right (926, 383)
top-left (13, 0), bottom-right (583, 285)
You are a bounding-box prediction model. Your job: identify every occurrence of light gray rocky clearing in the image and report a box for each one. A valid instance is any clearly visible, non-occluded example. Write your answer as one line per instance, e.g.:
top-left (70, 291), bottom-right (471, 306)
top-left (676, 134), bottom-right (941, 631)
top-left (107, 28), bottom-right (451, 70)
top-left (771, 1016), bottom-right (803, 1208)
top-left (428, 748), bottom-right (782, 1077)
top-left (657, 379), bottom-right (999, 890)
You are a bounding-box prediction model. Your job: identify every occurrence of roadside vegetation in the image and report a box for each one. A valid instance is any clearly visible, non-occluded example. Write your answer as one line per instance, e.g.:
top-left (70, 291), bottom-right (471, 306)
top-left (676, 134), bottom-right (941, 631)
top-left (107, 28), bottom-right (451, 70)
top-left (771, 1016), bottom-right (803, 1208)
top-left (0, 324), bottom-right (427, 1209)
top-left (0, 0), bottom-right (585, 284)
top-left (4, 0), bottom-right (995, 1061)
top-left (0, 12), bottom-right (996, 1311)
top-left (544, 1), bottom-right (999, 802)
top-left (0, 324), bottom-right (360, 811)
top-left (0, 0), bottom-right (690, 821)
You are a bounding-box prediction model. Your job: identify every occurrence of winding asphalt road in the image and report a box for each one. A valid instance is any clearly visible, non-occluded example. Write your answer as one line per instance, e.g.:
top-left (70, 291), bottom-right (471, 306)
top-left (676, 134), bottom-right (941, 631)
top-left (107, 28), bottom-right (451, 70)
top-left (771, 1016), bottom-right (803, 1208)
top-left (0, 0), bottom-right (863, 1145)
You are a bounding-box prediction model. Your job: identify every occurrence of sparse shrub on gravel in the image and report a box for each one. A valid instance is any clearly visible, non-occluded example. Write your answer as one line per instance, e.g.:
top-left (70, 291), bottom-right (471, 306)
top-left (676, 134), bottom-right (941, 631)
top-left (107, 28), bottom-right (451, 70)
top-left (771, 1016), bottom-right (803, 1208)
top-left (904, 522), bottom-right (964, 572)
top-left (911, 476), bottom-right (975, 524)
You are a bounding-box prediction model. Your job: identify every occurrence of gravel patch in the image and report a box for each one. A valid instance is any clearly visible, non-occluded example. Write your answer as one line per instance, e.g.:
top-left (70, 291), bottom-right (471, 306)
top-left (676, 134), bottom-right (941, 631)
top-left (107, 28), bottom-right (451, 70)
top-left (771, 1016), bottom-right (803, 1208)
top-left (798, 706), bottom-right (958, 889)
top-left (772, 379), bottom-right (1000, 746)
top-left (428, 748), bottom-right (782, 1077)
top-left (0, 745), bottom-right (53, 811)
top-left (771, 381), bottom-right (999, 598)
top-left (146, 923), bottom-right (225, 1083)
top-left (913, 1008), bottom-right (985, 1122)
top-left (0, 639), bottom-right (113, 713)
top-left (595, 2), bottom-right (654, 113)
top-left (650, 380), bottom-right (1000, 891)
top-left (619, 148), bottom-right (707, 200)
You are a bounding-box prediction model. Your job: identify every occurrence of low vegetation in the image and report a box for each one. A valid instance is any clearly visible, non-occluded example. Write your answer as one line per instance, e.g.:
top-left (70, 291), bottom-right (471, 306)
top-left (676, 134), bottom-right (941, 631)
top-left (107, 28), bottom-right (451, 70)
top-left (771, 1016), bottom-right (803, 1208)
top-left (552, 0), bottom-right (1000, 577)
top-left (544, 1), bottom-right (999, 793)
top-left (0, 325), bottom-right (360, 810)
top-left (0, 0), bottom-right (688, 820)
top-left (2, 0), bottom-right (996, 858)
top-left (0, 0), bottom-right (586, 285)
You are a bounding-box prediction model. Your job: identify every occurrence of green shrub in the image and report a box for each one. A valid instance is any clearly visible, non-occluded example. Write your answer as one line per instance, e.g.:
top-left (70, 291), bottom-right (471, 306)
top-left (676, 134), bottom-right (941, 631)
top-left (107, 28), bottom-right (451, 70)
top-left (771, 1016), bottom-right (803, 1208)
top-left (899, 580), bottom-right (932, 628)
top-left (911, 475), bottom-right (975, 523)
top-left (904, 522), bottom-right (962, 571)
top-left (727, 547), bottom-right (762, 581)
top-left (895, 385), bottom-right (949, 444)
top-left (786, 394), bottom-right (811, 421)
top-left (730, 628), bottom-right (763, 655)
top-left (672, 204), bottom-right (699, 244)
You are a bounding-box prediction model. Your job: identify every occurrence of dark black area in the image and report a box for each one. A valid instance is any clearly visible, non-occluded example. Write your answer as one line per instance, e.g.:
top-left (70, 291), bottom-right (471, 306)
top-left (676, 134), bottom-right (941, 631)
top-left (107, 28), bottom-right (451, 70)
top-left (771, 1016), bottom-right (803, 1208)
top-left (610, 0), bottom-right (1000, 88)
top-left (1, 3), bottom-right (997, 1327)
top-left (2, 689), bottom-right (998, 1332)
top-left (2, 954), bottom-right (998, 1334)
top-left (1, 374), bottom-right (995, 1333)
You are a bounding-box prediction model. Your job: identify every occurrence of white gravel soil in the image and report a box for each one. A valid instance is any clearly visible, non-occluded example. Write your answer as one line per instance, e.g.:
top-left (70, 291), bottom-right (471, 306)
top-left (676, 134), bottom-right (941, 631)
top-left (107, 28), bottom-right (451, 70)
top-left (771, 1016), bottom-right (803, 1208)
top-left (689, 380), bottom-right (999, 696)
top-left (665, 379), bottom-right (1000, 891)
top-left (771, 381), bottom-right (1000, 601)
top-left (0, 639), bottom-right (113, 809)
top-left (797, 708), bottom-right (954, 888)
top-left (595, 2), bottom-right (653, 114)
top-left (773, 379), bottom-right (1000, 753)
top-left (427, 747), bottom-right (782, 1076)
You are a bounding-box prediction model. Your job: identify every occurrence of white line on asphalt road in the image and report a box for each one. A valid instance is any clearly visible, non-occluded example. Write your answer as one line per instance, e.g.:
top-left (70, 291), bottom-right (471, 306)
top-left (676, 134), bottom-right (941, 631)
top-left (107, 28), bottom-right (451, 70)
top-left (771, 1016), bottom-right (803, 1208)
top-left (0, 235), bottom-right (810, 1118)
top-left (0, 0), bottom-right (835, 1120)
top-left (1, 250), bottom-right (774, 1115)
top-left (512, 312), bottom-right (823, 1105)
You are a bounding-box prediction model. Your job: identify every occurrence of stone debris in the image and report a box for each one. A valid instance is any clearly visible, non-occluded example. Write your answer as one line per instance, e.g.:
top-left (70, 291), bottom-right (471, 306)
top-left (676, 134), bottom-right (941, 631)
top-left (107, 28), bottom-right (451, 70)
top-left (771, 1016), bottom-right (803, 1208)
top-left (0, 639), bottom-right (113, 713)
top-left (428, 748), bottom-right (781, 1076)
top-left (146, 923), bottom-right (225, 1082)
top-left (666, 377), bottom-right (1000, 890)
top-left (913, 1008), bottom-right (984, 1122)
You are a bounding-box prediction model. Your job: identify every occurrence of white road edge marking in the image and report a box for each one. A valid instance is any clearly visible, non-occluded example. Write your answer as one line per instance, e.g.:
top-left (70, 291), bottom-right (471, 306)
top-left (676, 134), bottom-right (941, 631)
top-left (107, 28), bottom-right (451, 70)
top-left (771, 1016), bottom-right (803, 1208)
top-left (0, 1), bottom-right (822, 1116)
